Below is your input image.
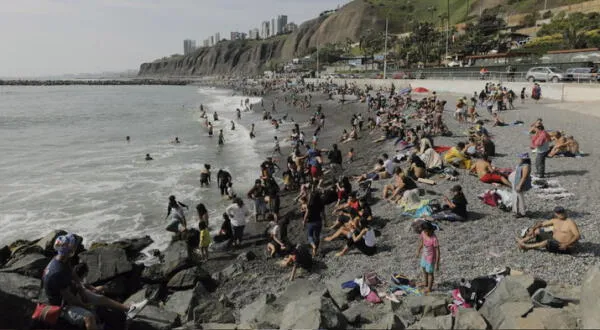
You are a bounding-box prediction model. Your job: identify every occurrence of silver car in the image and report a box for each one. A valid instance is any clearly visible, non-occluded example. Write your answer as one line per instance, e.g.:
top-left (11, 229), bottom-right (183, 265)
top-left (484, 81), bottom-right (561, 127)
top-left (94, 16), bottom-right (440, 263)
top-left (526, 67), bottom-right (566, 83)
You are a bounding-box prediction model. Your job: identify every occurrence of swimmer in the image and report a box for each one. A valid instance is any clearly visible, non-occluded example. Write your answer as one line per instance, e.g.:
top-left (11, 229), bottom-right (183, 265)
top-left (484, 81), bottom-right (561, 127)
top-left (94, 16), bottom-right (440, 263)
top-left (231, 120), bottom-right (235, 131)
top-left (126, 136), bottom-right (130, 142)
top-left (145, 153), bottom-right (153, 161)
top-left (172, 137), bottom-right (181, 144)
top-left (200, 164), bottom-right (211, 187)
top-left (208, 123), bottom-right (214, 137)
top-left (213, 112), bottom-right (219, 121)
top-left (218, 129), bottom-right (225, 145)
top-left (250, 123), bottom-right (256, 139)
top-left (200, 104), bottom-right (204, 111)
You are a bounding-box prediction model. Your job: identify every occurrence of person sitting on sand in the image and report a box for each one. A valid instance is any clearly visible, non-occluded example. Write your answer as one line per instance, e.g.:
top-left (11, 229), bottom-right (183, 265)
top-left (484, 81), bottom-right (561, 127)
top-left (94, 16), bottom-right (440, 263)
top-left (565, 135), bottom-right (580, 157)
top-left (333, 218), bottom-right (377, 257)
top-left (429, 185), bottom-right (468, 222)
top-left (408, 153), bottom-right (428, 179)
top-left (470, 155), bottom-right (511, 187)
top-left (382, 168), bottom-right (418, 202)
top-left (444, 142), bottom-right (472, 169)
top-left (353, 159), bottom-right (387, 183)
top-left (492, 112), bottom-right (508, 127)
top-left (334, 176), bottom-right (352, 207)
top-left (342, 126), bottom-right (359, 144)
top-left (330, 192), bottom-right (360, 229)
top-left (517, 206), bottom-right (580, 254)
top-left (325, 208), bottom-right (361, 242)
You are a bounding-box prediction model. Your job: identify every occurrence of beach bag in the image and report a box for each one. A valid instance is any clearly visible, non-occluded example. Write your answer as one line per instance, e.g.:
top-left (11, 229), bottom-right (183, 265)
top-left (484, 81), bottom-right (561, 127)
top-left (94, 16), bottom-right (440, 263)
top-left (32, 303), bottom-right (61, 325)
top-left (481, 190), bottom-right (500, 207)
top-left (531, 288), bottom-right (568, 308)
top-left (364, 271), bottom-right (382, 286)
top-left (391, 273), bottom-right (411, 286)
top-left (365, 290), bottom-right (382, 304)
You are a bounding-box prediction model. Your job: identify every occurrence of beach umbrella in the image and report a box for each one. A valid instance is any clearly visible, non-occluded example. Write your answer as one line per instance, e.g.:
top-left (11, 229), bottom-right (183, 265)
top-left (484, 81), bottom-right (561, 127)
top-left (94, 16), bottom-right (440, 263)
top-left (398, 87), bottom-right (412, 95)
top-left (413, 87), bottom-right (429, 93)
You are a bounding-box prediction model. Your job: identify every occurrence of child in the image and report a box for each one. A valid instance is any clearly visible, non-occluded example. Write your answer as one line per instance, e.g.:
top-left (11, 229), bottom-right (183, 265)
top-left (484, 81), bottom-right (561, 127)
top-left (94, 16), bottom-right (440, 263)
top-left (416, 221), bottom-right (440, 293)
top-left (199, 221), bottom-right (211, 261)
top-left (347, 148), bottom-right (355, 163)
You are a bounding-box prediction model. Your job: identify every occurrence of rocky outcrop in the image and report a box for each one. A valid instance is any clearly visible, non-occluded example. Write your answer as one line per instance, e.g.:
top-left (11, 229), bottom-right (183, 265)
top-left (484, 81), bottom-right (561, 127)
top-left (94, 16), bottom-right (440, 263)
top-left (137, 0), bottom-right (383, 77)
top-left (0, 273), bottom-right (41, 329)
top-left (581, 264), bottom-right (600, 329)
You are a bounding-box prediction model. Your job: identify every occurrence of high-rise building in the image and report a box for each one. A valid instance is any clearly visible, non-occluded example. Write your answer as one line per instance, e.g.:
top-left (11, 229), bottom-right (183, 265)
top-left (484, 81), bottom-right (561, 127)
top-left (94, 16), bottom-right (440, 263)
top-left (203, 39), bottom-right (209, 47)
top-left (183, 39), bottom-right (196, 55)
top-left (210, 36), bottom-right (215, 46)
top-left (271, 18), bottom-right (276, 37)
top-left (215, 33), bottom-right (221, 43)
top-left (261, 21), bottom-right (270, 39)
top-left (249, 28), bottom-right (259, 40)
top-left (230, 32), bottom-right (247, 41)
top-left (277, 15), bottom-right (288, 35)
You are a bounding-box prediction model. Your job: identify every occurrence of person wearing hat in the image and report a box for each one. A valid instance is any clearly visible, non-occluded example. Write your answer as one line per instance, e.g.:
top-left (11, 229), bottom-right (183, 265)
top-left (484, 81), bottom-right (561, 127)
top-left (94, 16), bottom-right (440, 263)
top-left (509, 153), bottom-right (532, 218)
top-left (41, 234), bottom-right (147, 329)
top-left (517, 207), bottom-right (581, 253)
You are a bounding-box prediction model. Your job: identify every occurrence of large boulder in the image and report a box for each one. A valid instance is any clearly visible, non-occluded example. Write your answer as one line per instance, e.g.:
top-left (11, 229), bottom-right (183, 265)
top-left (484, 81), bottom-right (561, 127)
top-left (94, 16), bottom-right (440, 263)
top-left (0, 273), bottom-right (41, 329)
top-left (326, 279), bottom-right (357, 311)
top-left (79, 246), bottom-right (133, 284)
top-left (0, 245), bottom-right (10, 266)
top-left (90, 236), bottom-right (154, 260)
top-left (165, 289), bottom-right (195, 318)
top-left (100, 264), bottom-right (144, 301)
top-left (129, 304), bottom-right (181, 330)
top-left (454, 308), bottom-right (489, 330)
top-left (126, 284), bottom-right (168, 305)
top-left (581, 265), bottom-right (600, 329)
top-left (404, 295), bottom-right (449, 317)
top-left (141, 264), bottom-right (166, 283)
top-left (35, 230), bottom-right (67, 256)
top-left (162, 241), bottom-right (192, 277)
top-left (167, 266), bottom-right (214, 291)
top-left (193, 297), bottom-right (236, 325)
top-left (479, 275), bottom-right (546, 326)
top-left (518, 307), bottom-right (577, 329)
top-left (0, 253), bottom-right (49, 278)
top-left (407, 315), bottom-right (452, 330)
top-left (364, 313), bottom-right (405, 330)
top-left (213, 263), bottom-right (244, 284)
top-left (279, 292), bottom-right (347, 330)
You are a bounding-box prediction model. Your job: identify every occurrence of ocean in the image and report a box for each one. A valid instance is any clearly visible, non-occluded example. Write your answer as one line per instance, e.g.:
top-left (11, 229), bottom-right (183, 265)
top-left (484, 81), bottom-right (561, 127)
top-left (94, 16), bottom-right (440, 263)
top-left (0, 85), bottom-right (286, 251)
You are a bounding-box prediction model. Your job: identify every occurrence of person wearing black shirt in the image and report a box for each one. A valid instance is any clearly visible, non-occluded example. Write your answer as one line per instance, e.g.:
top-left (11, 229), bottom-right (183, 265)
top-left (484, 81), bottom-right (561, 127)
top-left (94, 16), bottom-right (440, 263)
top-left (303, 191), bottom-right (325, 257)
top-left (217, 169), bottom-right (233, 196)
top-left (327, 143), bottom-right (343, 171)
top-left (431, 185), bottom-right (468, 221)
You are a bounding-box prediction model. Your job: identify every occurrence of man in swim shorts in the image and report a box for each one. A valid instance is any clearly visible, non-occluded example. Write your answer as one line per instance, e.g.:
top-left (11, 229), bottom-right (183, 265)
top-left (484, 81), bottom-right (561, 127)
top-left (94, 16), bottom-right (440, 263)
top-left (517, 207), bottom-right (580, 253)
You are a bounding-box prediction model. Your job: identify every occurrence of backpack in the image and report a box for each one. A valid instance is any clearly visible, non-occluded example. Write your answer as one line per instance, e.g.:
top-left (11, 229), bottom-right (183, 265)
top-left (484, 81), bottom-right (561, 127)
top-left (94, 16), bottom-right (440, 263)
top-left (458, 275), bottom-right (503, 310)
top-left (356, 181), bottom-right (372, 202)
top-left (531, 288), bottom-right (568, 308)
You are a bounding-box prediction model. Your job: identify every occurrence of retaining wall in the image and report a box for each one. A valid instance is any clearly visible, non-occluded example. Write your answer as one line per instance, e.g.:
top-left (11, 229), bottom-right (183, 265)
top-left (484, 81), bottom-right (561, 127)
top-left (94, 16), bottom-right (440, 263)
top-left (305, 78), bottom-right (600, 102)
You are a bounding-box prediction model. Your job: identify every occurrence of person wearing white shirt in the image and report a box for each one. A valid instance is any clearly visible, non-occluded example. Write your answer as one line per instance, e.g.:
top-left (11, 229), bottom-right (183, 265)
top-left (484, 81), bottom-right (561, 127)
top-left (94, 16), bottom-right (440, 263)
top-left (225, 198), bottom-right (250, 248)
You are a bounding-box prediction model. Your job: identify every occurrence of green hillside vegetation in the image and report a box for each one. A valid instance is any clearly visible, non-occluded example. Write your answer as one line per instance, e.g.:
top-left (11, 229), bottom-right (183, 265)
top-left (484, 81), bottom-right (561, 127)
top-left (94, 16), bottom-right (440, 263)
top-left (364, 0), bottom-right (592, 33)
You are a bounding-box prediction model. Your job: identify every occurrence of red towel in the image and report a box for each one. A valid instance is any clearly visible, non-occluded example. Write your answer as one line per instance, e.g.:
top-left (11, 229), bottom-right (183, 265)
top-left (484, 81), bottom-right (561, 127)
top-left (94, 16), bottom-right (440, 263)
top-left (433, 146), bottom-right (452, 153)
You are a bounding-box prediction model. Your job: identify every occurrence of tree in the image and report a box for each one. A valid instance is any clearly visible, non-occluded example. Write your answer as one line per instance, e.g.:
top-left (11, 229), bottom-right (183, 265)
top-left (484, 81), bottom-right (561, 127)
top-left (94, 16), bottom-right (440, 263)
top-left (359, 29), bottom-right (385, 70)
top-left (536, 12), bottom-right (600, 49)
top-left (451, 9), bottom-right (508, 56)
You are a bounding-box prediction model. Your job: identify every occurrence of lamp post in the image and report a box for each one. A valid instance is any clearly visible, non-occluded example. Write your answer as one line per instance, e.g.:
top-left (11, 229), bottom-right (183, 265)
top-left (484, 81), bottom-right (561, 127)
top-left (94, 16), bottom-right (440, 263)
top-left (383, 14), bottom-right (389, 79)
top-left (316, 36), bottom-right (320, 80)
top-left (446, 0), bottom-right (450, 65)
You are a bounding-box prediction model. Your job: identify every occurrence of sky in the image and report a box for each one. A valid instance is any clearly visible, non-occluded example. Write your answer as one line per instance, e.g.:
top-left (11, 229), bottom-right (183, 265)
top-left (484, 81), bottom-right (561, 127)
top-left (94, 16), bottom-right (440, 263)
top-left (0, 0), bottom-right (347, 77)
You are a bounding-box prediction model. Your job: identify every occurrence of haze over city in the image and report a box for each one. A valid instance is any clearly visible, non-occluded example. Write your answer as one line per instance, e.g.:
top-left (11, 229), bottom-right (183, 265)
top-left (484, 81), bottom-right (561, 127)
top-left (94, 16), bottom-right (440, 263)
top-left (0, 0), bottom-right (346, 78)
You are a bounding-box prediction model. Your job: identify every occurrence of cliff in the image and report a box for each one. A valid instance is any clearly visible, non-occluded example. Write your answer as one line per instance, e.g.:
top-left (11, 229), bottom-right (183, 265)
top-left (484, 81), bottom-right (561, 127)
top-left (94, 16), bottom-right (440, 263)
top-left (138, 0), bottom-right (383, 77)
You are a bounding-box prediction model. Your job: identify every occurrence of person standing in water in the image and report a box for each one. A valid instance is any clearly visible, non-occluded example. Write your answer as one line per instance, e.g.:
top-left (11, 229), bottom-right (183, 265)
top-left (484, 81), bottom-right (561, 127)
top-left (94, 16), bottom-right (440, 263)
top-left (165, 195), bottom-right (188, 232)
top-left (236, 108), bottom-right (241, 120)
top-left (273, 136), bottom-right (281, 155)
top-left (213, 112), bottom-right (219, 121)
top-left (218, 129), bottom-right (225, 146)
top-left (200, 164), bottom-right (211, 187)
top-left (217, 169), bottom-right (233, 197)
top-left (250, 123), bottom-right (256, 139)
top-left (230, 121), bottom-right (235, 131)
top-left (208, 122), bottom-right (214, 137)
top-left (126, 136), bottom-right (130, 142)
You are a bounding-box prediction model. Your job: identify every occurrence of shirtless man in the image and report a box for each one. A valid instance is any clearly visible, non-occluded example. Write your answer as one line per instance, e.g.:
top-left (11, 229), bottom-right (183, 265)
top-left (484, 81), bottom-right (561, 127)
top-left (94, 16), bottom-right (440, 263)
top-left (470, 155), bottom-right (511, 187)
top-left (382, 168), bottom-right (417, 201)
top-left (517, 207), bottom-right (580, 253)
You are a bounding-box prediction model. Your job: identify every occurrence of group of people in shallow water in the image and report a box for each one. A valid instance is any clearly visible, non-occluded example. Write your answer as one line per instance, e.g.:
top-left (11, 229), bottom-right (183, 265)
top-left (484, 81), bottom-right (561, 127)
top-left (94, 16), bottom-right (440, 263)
top-left (161, 78), bottom-right (582, 292)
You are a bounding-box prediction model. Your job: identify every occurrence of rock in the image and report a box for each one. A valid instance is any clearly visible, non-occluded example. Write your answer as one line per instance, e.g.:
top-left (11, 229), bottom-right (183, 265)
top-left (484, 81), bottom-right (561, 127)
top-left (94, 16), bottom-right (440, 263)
top-left (239, 293), bottom-right (278, 326)
top-left (100, 265), bottom-right (143, 300)
top-left (0, 253), bottom-right (49, 278)
top-left (10, 244), bottom-right (44, 260)
top-left (79, 246), bottom-right (133, 284)
top-left (404, 295), bottom-right (449, 317)
top-left (214, 263), bottom-right (244, 283)
top-left (90, 236), bottom-right (154, 261)
top-left (126, 284), bottom-right (168, 305)
top-left (165, 289), bottom-right (195, 318)
top-left (0, 273), bottom-right (41, 329)
top-left (581, 265), bottom-right (600, 329)
top-left (0, 245), bottom-right (10, 266)
top-left (408, 315), bottom-right (452, 330)
top-left (343, 303), bottom-right (380, 324)
top-left (364, 313), bottom-right (405, 330)
top-left (197, 323), bottom-right (238, 330)
top-left (129, 304), bottom-right (181, 330)
top-left (167, 268), bottom-right (200, 290)
top-left (486, 302), bottom-right (532, 329)
top-left (326, 279), bottom-right (356, 311)
top-left (279, 293), bottom-right (347, 330)
top-left (479, 275), bottom-right (546, 326)
top-left (142, 264), bottom-right (166, 283)
top-left (35, 230), bottom-right (67, 256)
top-left (193, 298), bottom-right (236, 325)
top-left (455, 308), bottom-right (489, 330)
top-left (237, 251), bottom-right (256, 261)
top-left (162, 241), bottom-right (192, 277)
top-left (185, 283), bottom-right (211, 322)
top-left (519, 307), bottom-right (577, 329)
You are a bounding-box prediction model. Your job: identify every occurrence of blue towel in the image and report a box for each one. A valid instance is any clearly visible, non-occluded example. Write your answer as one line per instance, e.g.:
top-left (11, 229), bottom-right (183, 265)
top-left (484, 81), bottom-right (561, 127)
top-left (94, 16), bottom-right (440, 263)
top-left (342, 280), bottom-right (359, 289)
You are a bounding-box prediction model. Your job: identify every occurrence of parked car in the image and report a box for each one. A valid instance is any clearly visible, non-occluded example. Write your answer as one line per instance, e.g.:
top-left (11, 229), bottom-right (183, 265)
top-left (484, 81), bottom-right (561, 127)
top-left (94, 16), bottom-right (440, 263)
top-left (566, 67), bottom-right (598, 82)
top-left (526, 67), bottom-right (567, 83)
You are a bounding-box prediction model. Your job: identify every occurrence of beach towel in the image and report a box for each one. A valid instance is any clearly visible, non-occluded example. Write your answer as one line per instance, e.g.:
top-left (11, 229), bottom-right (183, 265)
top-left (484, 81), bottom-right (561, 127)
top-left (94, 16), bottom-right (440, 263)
top-left (420, 148), bottom-right (443, 170)
top-left (389, 285), bottom-right (423, 296)
top-left (433, 146), bottom-right (452, 153)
